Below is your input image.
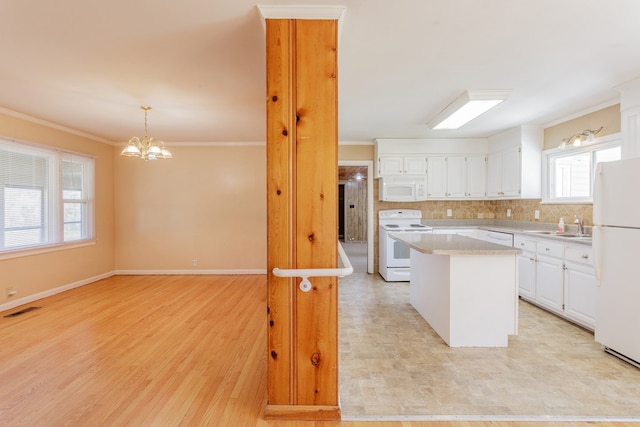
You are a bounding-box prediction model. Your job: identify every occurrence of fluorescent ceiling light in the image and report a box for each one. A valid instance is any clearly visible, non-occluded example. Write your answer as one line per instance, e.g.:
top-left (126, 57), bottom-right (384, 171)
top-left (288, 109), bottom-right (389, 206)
top-left (428, 90), bottom-right (511, 130)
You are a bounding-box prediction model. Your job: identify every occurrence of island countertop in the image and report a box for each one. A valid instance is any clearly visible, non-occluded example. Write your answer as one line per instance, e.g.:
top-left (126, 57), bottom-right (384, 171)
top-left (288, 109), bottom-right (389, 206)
top-left (390, 232), bottom-right (522, 255)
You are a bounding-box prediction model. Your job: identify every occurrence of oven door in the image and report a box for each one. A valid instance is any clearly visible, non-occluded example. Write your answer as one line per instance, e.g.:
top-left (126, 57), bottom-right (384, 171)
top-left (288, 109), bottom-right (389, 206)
top-left (386, 233), bottom-right (411, 267)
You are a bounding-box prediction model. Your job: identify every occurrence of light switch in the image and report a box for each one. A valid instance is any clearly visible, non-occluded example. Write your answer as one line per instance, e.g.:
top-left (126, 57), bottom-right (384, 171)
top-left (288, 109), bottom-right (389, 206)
top-left (534, 210), bottom-right (540, 219)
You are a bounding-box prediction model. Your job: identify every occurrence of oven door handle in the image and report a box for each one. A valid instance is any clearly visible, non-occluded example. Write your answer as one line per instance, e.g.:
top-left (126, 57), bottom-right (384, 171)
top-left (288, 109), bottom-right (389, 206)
top-left (272, 241), bottom-right (353, 292)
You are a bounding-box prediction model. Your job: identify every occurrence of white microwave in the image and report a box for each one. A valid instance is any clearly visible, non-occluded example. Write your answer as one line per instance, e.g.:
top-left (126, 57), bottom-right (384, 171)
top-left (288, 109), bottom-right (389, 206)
top-left (379, 176), bottom-right (428, 202)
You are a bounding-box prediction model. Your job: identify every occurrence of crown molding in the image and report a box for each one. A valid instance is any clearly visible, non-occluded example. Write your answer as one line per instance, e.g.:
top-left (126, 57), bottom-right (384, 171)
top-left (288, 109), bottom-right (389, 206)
top-left (0, 106), bottom-right (114, 145)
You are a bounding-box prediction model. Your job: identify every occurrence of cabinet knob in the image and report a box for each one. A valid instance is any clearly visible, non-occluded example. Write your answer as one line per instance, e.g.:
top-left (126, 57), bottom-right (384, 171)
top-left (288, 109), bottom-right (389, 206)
top-left (545, 248), bottom-right (550, 251)
top-left (581, 254), bottom-right (589, 259)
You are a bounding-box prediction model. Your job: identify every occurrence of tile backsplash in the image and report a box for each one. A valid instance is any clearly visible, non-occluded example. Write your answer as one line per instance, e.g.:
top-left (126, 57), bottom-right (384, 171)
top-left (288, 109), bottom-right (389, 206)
top-left (373, 180), bottom-right (592, 225)
top-left (494, 199), bottom-right (592, 225)
top-left (376, 199), bottom-right (592, 225)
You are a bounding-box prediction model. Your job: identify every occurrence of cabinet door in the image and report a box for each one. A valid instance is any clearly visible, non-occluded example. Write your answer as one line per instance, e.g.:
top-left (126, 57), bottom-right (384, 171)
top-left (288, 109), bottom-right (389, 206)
top-left (446, 156), bottom-right (466, 198)
top-left (465, 155), bottom-right (486, 198)
top-left (564, 261), bottom-right (596, 329)
top-left (486, 151), bottom-right (502, 197)
top-left (518, 252), bottom-right (536, 300)
top-left (427, 157), bottom-right (447, 198)
top-left (404, 156), bottom-right (427, 175)
top-left (378, 156), bottom-right (404, 176)
top-left (501, 147), bottom-right (521, 197)
top-left (535, 254), bottom-right (564, 313)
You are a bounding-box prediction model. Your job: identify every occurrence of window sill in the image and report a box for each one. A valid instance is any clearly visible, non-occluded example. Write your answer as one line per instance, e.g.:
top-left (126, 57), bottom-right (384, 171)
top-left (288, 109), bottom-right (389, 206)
top-left (0, 240), bottom-right (97, 261)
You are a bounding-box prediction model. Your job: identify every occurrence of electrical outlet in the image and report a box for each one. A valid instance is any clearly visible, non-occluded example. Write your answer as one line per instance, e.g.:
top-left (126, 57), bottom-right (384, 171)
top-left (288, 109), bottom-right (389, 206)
top-left (507, 209), bottom-right (512, 217)
top-left (192, 259), bottom-right (198, 266)
top-left (446, 209), bottom-right (452, 217)
top-left (534, 210), bottom-right (540, 220)
top-left (6, 287), bottom-right (17, 297)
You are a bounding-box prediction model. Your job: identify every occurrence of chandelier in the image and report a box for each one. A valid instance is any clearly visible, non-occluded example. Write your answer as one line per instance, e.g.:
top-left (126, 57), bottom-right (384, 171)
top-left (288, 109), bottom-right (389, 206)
top-left (120, 105), bottom-right (172, 160)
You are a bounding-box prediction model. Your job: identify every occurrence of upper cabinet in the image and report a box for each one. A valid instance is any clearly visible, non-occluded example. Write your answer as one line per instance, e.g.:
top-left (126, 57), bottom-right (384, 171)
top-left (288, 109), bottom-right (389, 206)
top-left (486, 146), bottom-right (521, 198)
top-left (374, 134), bottom-right (539, 201)
top-left (465, 155), bottom-right (487, 198)
top-left (487, 125), bottom-right (543, 199)
top-left (427, 155), bottom-right (486, 199)
top-left (378, 155), bottom-right (427, 176)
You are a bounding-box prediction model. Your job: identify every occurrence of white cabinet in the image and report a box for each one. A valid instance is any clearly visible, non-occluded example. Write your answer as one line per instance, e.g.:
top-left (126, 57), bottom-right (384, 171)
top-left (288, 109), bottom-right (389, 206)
top-left (501, 146), bottom-right (521, 197)
top-left (514, 235), bottom-right (536, 300)
top-left (427, 155), bottom-right (485, 199)
top-left (465, 155), bottom-right (487, 198)
top-left (563, 245), bottom-right (596, 329)
top-left (487, 125), bottom-right (543, 199)
top-left (378, 155), bottom-right (427, 177)
top-left (487, 146), bottom-right (521, 198)
top-left (534, 239), bottom-right (565, 313)
top-left (405, 156), bottom-right (428, 175)
top-left (446, 156), bottom-right (466, 198)
top-left (515, 233), bottom-right (595, 331)
top-left (427, 156), bottom-right (447, 198)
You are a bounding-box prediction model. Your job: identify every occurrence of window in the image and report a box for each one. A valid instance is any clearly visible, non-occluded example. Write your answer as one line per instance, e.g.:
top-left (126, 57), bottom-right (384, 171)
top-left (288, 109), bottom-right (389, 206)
top-left (545, 135), bottom-right (621, 203)
top-left (0, 138), bottom-right (94, 253)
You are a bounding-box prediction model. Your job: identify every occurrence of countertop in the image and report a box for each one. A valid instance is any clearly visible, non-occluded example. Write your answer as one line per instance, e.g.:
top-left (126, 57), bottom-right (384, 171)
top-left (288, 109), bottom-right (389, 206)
top-left (422, 220), bottom-right (592, 246)
top-left (390, 232), bottom-right (522, 255)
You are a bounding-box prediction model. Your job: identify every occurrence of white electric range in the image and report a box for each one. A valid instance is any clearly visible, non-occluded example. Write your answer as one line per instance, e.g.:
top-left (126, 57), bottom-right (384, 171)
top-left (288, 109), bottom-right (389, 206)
top-left (378, 209), bottom-right (432, 281)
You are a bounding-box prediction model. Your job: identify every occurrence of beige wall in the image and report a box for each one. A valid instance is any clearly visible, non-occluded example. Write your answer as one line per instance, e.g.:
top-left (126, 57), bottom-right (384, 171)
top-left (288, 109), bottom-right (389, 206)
top-left (338, 144), bottom-right (374, 161)
top-left (544, 104), bottom-right (620, 150)
top-left (0, 103), bottom-right (616, 304)
top-left (0, 112), bottom-right (115, 307)
top-left (114, 145), bottom-right (266, 272)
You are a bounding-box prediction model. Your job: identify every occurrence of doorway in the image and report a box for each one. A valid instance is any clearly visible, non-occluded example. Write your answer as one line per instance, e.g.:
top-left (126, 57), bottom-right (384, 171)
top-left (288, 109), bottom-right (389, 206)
top-left (338, 161), bottom-right (373, 274)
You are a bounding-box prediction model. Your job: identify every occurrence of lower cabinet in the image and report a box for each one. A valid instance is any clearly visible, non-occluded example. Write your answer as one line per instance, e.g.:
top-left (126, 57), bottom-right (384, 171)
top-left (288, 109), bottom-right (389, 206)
top-left (514, 234), bottom-right (595, 330)
top-left (514, 236), bottom-right (536, 300)
top-left (563, 246), bottom-right (596, 329)
top-left (534, 240), bottom-right (565, 314)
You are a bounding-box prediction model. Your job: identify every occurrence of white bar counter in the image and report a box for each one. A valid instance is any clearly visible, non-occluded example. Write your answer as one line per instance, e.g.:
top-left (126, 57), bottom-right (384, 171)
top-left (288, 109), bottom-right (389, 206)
top-left (390, 232), bottom-right (521, 347)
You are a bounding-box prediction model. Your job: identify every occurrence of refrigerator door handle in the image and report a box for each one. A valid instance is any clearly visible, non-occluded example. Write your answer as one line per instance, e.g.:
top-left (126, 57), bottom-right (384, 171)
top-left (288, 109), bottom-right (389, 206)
top-left (592, 225), bottom-right (602, 283)
top-left (593, 164), bottom-right (604, 226)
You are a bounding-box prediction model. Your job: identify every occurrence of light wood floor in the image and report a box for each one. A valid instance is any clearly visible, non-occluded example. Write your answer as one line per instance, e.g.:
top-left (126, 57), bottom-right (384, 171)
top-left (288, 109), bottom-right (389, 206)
top-left (0, 274), bottom-right (636, 427)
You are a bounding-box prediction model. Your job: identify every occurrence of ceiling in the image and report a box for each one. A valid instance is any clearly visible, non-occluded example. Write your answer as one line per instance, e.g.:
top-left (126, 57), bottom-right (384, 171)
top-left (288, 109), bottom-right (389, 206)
top-left (1, 1), bottom-right (639, 146)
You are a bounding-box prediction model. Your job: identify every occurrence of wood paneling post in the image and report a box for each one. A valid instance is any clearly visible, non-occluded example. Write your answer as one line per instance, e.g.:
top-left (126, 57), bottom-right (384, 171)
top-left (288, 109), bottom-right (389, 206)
top-left (265, 18), bottom-right (340, 421)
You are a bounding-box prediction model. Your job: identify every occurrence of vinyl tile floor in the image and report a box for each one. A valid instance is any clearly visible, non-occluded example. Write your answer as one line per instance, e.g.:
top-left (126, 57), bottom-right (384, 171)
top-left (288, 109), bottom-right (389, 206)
top-left (338, 273), bottom-right (640, 420)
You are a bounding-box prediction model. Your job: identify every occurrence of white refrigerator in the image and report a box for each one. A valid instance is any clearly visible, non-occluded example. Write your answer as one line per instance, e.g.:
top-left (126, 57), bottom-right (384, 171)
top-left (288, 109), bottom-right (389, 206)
top-left (593, 156), bottom-right (640, 367)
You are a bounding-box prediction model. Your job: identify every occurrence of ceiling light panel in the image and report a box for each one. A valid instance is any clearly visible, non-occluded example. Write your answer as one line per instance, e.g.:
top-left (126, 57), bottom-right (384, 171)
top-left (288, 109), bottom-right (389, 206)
top-left (428, 90), bottom-right (511, 130)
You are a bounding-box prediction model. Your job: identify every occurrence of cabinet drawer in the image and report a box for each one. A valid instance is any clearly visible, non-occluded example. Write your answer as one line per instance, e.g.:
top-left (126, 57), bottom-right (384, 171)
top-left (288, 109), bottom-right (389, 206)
top-left (514, 235), bottom-right (536, 252)
top-left (536, 239), bottom-right (564, 258)
top-left (565, 245), bottom-right (593, 266)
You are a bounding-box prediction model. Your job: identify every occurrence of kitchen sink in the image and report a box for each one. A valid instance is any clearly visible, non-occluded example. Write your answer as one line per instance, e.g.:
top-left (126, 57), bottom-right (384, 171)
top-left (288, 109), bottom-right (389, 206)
top-left (524, 230), bottom-right (591, 239)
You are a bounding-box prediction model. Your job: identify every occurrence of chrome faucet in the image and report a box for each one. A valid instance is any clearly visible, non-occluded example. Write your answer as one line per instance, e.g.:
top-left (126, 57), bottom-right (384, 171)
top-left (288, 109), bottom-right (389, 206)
top-left (574, 215), bottom-right (584, 235)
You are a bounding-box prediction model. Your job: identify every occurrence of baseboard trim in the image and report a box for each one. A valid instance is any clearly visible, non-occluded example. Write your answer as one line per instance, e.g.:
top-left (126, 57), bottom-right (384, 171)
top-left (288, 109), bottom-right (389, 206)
top-left (0, 271), bottom-right (115, 313)
top-left (0, 269), bottom-right (267, 314)
top-left (264, 405), bottom-right (341, 421)
top-left (114, 269), bottom-right (267, 275)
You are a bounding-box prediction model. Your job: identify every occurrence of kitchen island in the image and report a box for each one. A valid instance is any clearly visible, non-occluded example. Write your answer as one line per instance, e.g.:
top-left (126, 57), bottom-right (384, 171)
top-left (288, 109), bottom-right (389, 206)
top-left (390, 232), bottom-right (521, 347)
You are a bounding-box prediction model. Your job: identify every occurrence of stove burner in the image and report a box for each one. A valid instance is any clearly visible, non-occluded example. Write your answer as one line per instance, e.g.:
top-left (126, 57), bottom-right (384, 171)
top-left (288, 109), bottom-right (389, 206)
top-left (385, 224), bottom-right (400, 228)
top-left (410, 224), bottom-right (426, 228)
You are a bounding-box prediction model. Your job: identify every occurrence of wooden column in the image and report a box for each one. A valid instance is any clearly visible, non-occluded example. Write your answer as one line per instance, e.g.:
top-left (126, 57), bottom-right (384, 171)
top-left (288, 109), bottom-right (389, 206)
top-left (265, 18), bottom-right (339, 421)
